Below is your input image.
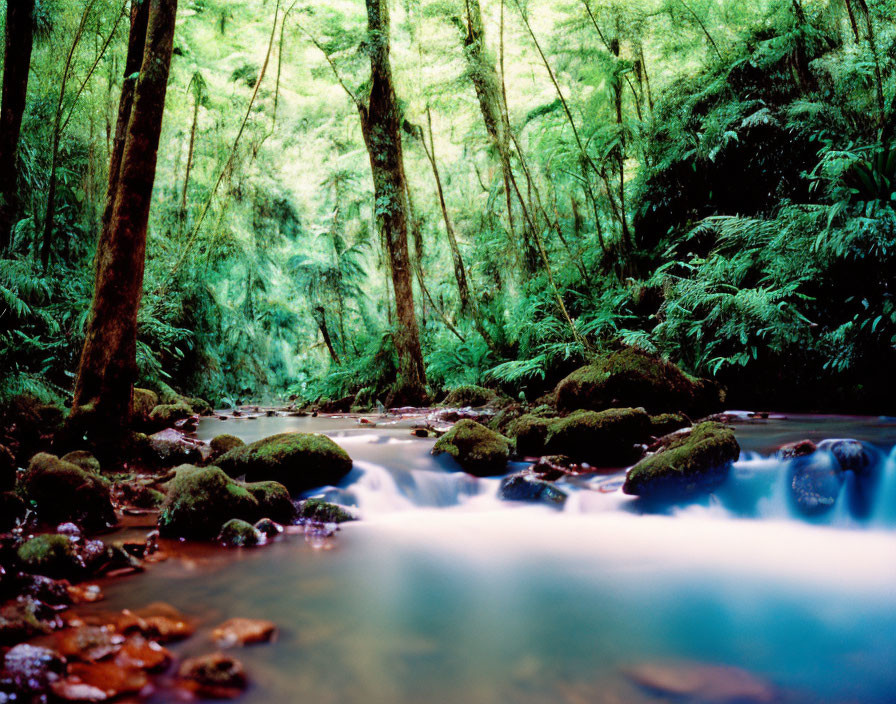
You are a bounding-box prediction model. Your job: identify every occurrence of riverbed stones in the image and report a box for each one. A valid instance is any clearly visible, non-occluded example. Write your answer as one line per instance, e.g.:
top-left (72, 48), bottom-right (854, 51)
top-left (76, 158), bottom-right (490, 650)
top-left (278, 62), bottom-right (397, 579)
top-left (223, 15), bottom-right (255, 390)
top-left (218, 519), bottom-right (262, 547)
top-left (817, 438), bottom-right (873, 473)
top-left (555, 347), bottom-right (723, 415)
top-left (245, 480), bottom-right (296, 524)
top-left (178, 652), bottom-right (248, 699)
top-left (2, 643), bottom-right (66, 696)
top-left (147, 428), bottom-right (203, 466)
top-left (20, 453), bottom-right (116, 531)
top-left (296, 498), bottom-right (355, 524)
top-left (17, 534), bottom-right (82, 580)
top-left (209, 434), bottom-right (245, 462)
top-left (777, 439), bottom-right (817, 459)
top-left (498, 473), bottom-right (567, 508)
top-left (432, 419), bottom-right (510, 476)
top-left (216, 432), bottom-right (353, 494)
top-left (212, 618), bottom-right (277, 647)
top-left (623, 661), bottom-right (778, 703)
top-left (623, 422), bottom-right (740, 498)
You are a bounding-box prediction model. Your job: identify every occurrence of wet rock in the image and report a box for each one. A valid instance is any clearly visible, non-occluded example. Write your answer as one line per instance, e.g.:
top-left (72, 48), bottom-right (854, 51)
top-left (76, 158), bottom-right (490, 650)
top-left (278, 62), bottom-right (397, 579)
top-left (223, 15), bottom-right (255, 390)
top-left (114, 480), bottom-right (164, 509)
top-left (297, 498), bottom-right (355, 524)
top-left (432, 419), bottom-right (510, 476)
top-left (218, 519), bottom-right (262, 547)
top-left (623, 661), bottom-right (778, 703)
top-left (19, 574), bottom-right (74, 608)
top-left (52, 625), bottom-right (124, 661)
top-left (817, 438), bottom-right (873, 474)
top-left (148, 401), bottom-right (194, 428)
top-left (53, 661), bottom-right (148, 701)
top-left (17, 534), bottom-right (82, 580)
top-left (509, 414), bottom-right (552, 457)
top-left (318, 396), bottom-right (354, 413)
top-left (245, 480), bottom-right (296, 524)
top-left (623, 422), bottom-right (740, 499)
top-left (2, 643), bottom-right (66, 695)
top-left (531, 455), bottom-right (583, 480)
top-left (20, 453), bottom-right (116, 531)
top-left (441, 385), bottom-right (498, 408)
top-left (0, 443), bottom-right (15, 490)
top-left (0, 491), bottom-right (26, 531)
top-left (216, 432), bottom-right (353, 494)
top-left (542, 408), bottom-right (650, 466)
top-left (147, 428), bottom-right (203, 466)
top-left (114, 635), bottom-right (172, 672)
top-left (789, 456), bottom-right (843, 516)
top-left (0, 597), bottom-right (63, 644)
top-left (555, 347), bottom-right (724, 416)
top-left (253, 518), bottom-right (283, 537)
top-left (131, 387), bottom-right (159, 426)
top-left (498, 474), bottom-right (567, 508)
top-left (649, 413), bottom-right (690, 437)
top-left (184, 397), bottom-right (213, 416)
top-left (212, 617), bottom-right (277, 647)
top-left (777, 439), bottom-right (817, 459)
top-left (118, 603), bottom-right (194, 643)
top-left (178, 652), bottom-right (248, 699)
top-left (209, 434), bottom-right (245, 462)
top-left (60, 450), bottom-right (101, 474)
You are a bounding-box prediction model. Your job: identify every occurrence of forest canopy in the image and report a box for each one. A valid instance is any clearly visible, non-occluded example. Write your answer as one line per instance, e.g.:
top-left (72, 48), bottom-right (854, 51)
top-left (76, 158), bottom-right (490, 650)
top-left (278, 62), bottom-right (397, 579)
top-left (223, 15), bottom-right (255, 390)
top-left (1, 0), bottom-right (894, 413)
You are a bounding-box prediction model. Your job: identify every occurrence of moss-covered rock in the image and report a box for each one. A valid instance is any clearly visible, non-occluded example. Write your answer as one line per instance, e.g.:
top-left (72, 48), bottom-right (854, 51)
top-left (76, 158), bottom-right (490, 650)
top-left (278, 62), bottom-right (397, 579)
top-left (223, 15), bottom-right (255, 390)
top-left (245, 481), bottom-right (295, 524)
top-left (508, 415), bottom-right (552, 457)
top-left (184, 397), bottom-right (213, 416)
top-left (132, 388), bottom-right (160, 425)
top-left (0, 491), bottom-right (26, 531)
top-left (115, 481), bottom-right (165, 509)
top-left (623, 422), bottom-right (740, 498)
top-left (649, 413), bottom-right (691, 437)
top-left (147, 429), bottom-right (203, 466)
top-left (209, 434), bottom-right (245, 462)
top-left (544, 408), bottom-right (650, 466)
top-left (498, 474), bottom-right (567, 508)
top-left (60, 450), bottom-right (101, 474)
top-left (158, 466), bottom-right (260, 539)
top-left (17, 535), bottom-right (81, 579)
top-left (555, 348), bottom-right (724, 415)
top-left (432, 419), bottom-right (510, 476)
top-left (218, 519), bottom-right (262, 547)
top-left (216, 433), bottom-right (353, 494)
top-left (0, 443), bottom-right (15, 490)
top-left (148, 401), bottom-right (194, 428)
top-left (297, 498), bottom-right (355, 524)
top-left (441, 385), bottom-right (497, 408)
top-left (20, 453), bottom-right (116, 531)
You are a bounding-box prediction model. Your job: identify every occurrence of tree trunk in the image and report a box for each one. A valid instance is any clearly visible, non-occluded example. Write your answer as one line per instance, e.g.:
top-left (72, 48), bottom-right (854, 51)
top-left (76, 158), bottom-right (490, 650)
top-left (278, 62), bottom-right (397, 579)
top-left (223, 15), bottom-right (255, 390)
top-left (358, 0), bottom-right (427, 406)
top-left (0, 0), bottom-right (36, 252)
top-left (314, 306), bottom-right (341, 365)
top-left (180, 72), bottom-right (204, 228)
top-left (70, 0), bottom-right (178, 448)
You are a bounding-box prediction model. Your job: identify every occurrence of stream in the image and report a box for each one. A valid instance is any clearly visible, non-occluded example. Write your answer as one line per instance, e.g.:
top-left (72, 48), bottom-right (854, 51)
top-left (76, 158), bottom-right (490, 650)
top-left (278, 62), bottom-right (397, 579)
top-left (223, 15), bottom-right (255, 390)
top-left (88, 413), bottom-right (896, 703)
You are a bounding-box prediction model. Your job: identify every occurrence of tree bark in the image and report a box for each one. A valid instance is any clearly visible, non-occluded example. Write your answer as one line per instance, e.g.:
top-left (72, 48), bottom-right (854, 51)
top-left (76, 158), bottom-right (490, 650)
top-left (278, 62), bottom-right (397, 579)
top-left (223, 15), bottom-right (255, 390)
top-left (359, 0), bottom-right (427, 406)
top-left (0, 0), bottom-right (36, 252)
top-left (70, 0), bottom-right (178, 447)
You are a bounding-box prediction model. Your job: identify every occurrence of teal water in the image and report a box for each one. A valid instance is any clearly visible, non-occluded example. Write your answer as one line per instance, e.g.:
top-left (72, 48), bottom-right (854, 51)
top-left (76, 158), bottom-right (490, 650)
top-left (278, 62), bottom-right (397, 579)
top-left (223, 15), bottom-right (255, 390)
top-left (91, 414), bottom-right (896, 703)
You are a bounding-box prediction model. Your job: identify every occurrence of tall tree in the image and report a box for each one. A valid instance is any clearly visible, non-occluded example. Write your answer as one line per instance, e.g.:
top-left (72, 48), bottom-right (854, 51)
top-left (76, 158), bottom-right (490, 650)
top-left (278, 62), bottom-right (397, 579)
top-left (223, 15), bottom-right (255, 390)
top-left (69, 0), bottom-right (178, 447)
top-left (0, 0), bottom-right (36, 252)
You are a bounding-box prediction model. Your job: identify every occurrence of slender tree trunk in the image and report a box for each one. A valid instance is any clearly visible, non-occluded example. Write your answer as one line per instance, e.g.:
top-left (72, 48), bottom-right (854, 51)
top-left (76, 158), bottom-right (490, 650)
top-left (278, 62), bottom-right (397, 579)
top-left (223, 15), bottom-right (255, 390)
top-left (843, 0), bottom-right (861, 42)
top-left (359, 0), bottom-right (427, 406)
top-left (0, 0), bottom-right (36, 252)
top-left (315, 306), bottom-right (341, 365)
top-left (70, 0), bottom-right (178, 447)
top-left (854, 0), bottom-right (886, 136)
top-left (180, 73), bottom-right (203, 224)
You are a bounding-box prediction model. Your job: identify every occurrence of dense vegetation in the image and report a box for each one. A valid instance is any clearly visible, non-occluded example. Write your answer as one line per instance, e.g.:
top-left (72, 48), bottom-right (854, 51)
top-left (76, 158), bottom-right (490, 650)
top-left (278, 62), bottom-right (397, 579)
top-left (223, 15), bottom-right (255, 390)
top-left (1, 0), bottom-right (893, 412)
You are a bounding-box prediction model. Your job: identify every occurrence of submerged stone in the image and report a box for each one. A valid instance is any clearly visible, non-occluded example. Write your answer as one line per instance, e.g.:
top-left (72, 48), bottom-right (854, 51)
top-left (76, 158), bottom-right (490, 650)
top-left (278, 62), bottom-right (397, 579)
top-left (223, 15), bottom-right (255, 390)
top-left (817, 438), bottom-right (873, 474)
top-left (216, 432), bottom-right (353, 494)
top-left (218, 519), bottom-right (262, 547)
top-left (789, 456), bottom-right (844, 516)
top-left (777, 439), bottom-right (817, 459)
top-left (623, 422), bottom-right (740, 498)
top-left (432, 419), bottom-right (510, 476)
top-left (212, 618), bottom-right (277, 647)
top-left (624, 661), bottom-right (778, 703)
top-left (498, 473), bottom-right (567, 508)
top-left (178, 652), bottom-right (248, 699)
top-left (555, 347), bottom-right (723, 415)
top-left (20, 453), bottom-right (116, 531)
top-left (253, 518), bottom-right (283, 537)
top-left (296, 498), bottom-right (355, 524)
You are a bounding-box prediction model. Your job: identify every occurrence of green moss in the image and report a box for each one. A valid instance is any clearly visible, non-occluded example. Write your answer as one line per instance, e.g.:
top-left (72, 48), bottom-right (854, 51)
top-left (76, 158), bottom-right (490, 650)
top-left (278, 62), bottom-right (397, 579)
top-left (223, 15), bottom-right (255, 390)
top-left (432, 419), bottom-right (510, 476)
top-left (132, 388), bottom-right (159, 424)
top-left (297, 498), bottom-right (355, 524)
top-left (508, 415), bottom-right (552, 457)
top-left (555, 348), bottom-right (724, 415)
top-left (245, 481), bottom-right (295, 523)
top-left (544, 408), bottom-right (650, 465)
top-left (649, 413), bottom-right (690, 436)
top-left (217, 519), bottom-right (261, 547)
top-left (441, 385), bottom-right (498, 408)
top-left (149, 401), bottom-right (194, 427)
top-left (185, 397), bottom-right (213, 416)
top-left (20, 453), bottom-right (116, 531)
top-left (209, 434), bottom-right (245, 461)
top-left (216, 433), bottom-right (353, 494)
top-left (17, 534), bottom-right (80, 579)
top-left (60, 450), bottom-right (101, 474)
top-left (623, 422), bottom-right (740, 498)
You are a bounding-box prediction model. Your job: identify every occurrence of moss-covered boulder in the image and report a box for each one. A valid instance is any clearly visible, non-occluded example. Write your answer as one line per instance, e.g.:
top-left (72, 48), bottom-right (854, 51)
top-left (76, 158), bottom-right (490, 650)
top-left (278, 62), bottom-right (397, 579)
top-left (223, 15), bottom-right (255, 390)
top-left (297, 498), bottom-right (355, 524)
top-left (17, 535), bottom-right (81, 579)
top-left (60, 450), bottom-right (101, 474)
top-left (555, 348), bottom-right (724, 415)
top-left (649, 413), bottom-right (691, 437)
top-left (498, 474), bottom-right (567, 508)
top-left (158, 466), bottom-right (259, 539)
top-left (545, 408), bottom-right (650, 466)
top-left (216, 433), bottom-right (353, 494)
top-left (148, 401), bottom-right (194, 428)
top-left (132, 388), bottom-right (159, 425)
top-left (623, 422), bottom-right (740, 498)
top-left (218, 519), bottom-right (262, 547)
top-left (20, 453), bottom-right (116, 531)
top-left (509, 415), bottom-right (552, 457)
top-left (209, 434), bottom-right (245, 462)
top-left (441, 385), bottom-right (497, 408)
top-left (432, 419), bottom-right (510, 476)
top-left (245, 481), bottom-right (295, 524)
top-left (184, 397), bottom-right (213, 416)
top-left (0, 443), bottom-right (15, 490)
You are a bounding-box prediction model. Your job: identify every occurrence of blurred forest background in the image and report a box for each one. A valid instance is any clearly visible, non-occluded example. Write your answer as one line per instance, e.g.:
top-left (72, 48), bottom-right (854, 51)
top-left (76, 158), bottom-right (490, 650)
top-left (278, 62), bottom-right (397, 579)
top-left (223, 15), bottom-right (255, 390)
top-left (1, 0), bottom-right (893, 411)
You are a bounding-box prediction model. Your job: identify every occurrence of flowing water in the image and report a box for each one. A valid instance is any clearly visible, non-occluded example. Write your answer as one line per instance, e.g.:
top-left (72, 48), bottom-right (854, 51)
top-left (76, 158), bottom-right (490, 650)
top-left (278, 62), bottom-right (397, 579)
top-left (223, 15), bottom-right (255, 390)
top-left (92, 413), bottom-right (896, 703)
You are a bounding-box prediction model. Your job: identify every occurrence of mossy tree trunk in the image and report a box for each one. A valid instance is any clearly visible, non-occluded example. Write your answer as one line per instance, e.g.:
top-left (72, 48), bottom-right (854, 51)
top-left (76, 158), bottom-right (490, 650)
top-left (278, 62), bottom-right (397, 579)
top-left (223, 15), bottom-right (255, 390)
top-left (357, 0), bottom-right (427, 406)
top-left (0, 0), bottom-right (36, 252)
top-left (70, 0), bottom-right (178, 445)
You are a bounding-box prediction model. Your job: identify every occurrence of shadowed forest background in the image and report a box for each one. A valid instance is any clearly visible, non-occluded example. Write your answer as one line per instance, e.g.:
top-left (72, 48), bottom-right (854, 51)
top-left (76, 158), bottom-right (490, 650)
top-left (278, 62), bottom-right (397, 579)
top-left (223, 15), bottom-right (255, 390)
top-left (1, 0), bottom-right (894, 413)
